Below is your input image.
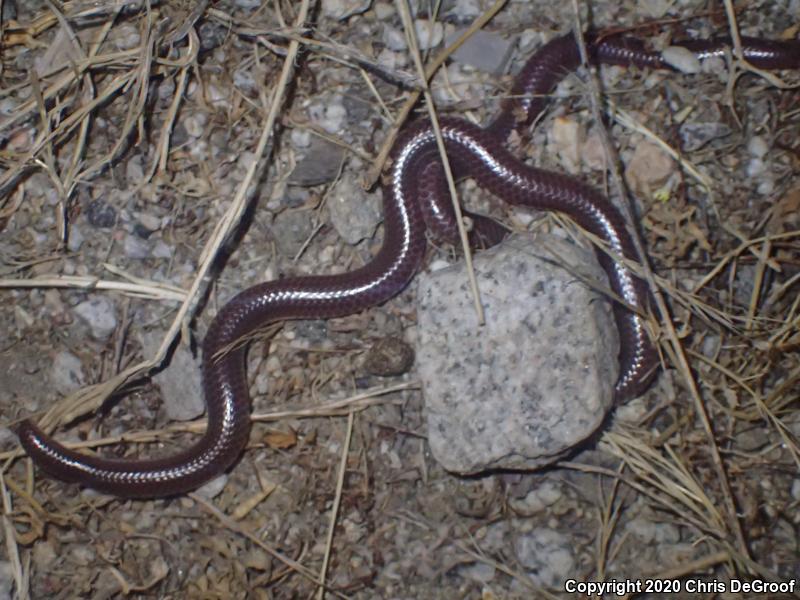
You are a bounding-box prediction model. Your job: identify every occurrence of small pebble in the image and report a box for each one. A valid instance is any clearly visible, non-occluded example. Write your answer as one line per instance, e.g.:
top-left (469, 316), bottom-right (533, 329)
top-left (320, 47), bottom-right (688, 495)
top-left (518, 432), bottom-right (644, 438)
top-left (307, 98), bottom-right (347, 135)
top-left (508, 481), bottom-right (563, 515)
top-left (290, 129), bottom-right (312, 149)
top-left (125, 155), bottom-right (144, 183)
top-left (67, 225), bottom-right (85, 252)
top-left (183, 112), bottom-right (208, 138)
top-left (271, 210), bottom-right (313, 257)
top-left (680, 121), bottom-right (732, 152)
top-left (747, 135), bottom-right (769, 159)
top-left (136, 212), bottom-right (162, 232)
top-left (514, 527), bottom-right (576, 588)
top-left (459, 561), bottom-right (496, 583)
top-left (382, 25), bottom-right (407, 52)
top-left (413, 19), bottom-right (444, 50)
top-left (124, 233), bottom-right (150, 259)
top-left (549, 116), bottom-right (583, 174)
top-left (73, 296), bottom-right (117, 340)
top-left (662, 46), bottom-right (702, 74)
top-left (320, 0), bottom-right (371, 19)
top-left (363, 337), bottom-right (415, 377)
top-left (198, 21), bottom-right (227, 52)
top-left (86, 199), bottom-right (117, 229)
top-left (234, 67), bottom-right (257, 94)
top-left (113, 23), bottom-right (140, 50)
top-left (206, 82), bottom-right (229, 110)
top-left (328, 175), bottom-right (381, 244)
top-left (640, 0), bottom-right (674, 18)
top-left (625, 139), bottom-right (674, 192)
top-left (791, 479), bottom-right (800, 502)
top-left (581, 131), bottom-right (608, 171)
top-left (195, 474), bottom-right (228, 499)
top-left (50, 351), bottom-right (85, 395)
top-left (445, 0), bottom-right (482, 20)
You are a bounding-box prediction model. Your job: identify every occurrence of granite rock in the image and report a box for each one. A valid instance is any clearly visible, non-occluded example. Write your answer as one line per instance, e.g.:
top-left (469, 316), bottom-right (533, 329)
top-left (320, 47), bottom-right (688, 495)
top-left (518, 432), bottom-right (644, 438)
top-left (415, 233), bottom-right (619, 473)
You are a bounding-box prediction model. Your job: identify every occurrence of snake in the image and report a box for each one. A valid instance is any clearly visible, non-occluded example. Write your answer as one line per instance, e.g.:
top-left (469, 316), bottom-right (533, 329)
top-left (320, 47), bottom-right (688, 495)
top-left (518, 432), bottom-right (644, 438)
top-left (16, 29), bottom-right (800, 497)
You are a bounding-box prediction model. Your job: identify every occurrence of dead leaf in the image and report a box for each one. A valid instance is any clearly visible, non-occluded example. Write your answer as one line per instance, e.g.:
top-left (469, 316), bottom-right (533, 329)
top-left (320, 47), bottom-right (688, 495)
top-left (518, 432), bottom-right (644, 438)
top-left (263, 428), bottom-right (298, 449)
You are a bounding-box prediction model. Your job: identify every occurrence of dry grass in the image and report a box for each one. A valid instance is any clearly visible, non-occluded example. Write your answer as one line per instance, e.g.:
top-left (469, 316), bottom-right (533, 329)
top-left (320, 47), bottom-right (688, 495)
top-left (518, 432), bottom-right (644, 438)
top-left (0, 0), bottom-right (798, 598)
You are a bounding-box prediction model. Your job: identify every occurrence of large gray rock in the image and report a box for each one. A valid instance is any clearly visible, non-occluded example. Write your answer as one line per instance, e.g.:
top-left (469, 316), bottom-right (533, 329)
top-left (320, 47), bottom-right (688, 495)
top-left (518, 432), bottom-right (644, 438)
top-left (415, 233), bottom-right (619, 473)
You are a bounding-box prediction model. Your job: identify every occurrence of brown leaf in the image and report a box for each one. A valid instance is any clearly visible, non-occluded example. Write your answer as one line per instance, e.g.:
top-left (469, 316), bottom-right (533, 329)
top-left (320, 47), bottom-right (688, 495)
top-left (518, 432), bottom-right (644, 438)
top-left (263, 428), bottom-right (298, 449)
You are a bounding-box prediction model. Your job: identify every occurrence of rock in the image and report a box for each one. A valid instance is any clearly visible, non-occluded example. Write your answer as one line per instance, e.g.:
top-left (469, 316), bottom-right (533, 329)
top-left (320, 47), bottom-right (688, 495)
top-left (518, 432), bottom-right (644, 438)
top-left (320, 0), bottom-right (371, 19)
top-left (152, 239), bottom-right (172, 259)
top-left (679, 121), bottom-right (731, 152)
top-left (459, 561), bottom-right (496, 583)
top-left (328, 175), bottom-right (381, 244)
top-left (31, 540), bottom-right (57, 570)
top-left (640, 0), bottom-right (674, 18)
top-left (447, 29), bottom-right (515, 75)
top-left (626, 516), bottom-right (680, 545)
top-left (0, 427), bottom-right (15, 447)
top-left (514, 527), bottom-right (576, 588)
top-left (581, 130), bottom-right (608, 171)
top-left (182, 112), bottom-right (207, 138)
top-left (306, 99), bottom-right (348, 136)
top-left (288, 138), bottom-right (345, 186)
top-left (747, 135), bottom-right (769, 159)
top-left (442, 0), bottom-right (482, 20)
top-left (198, 21), bottom-right (227, 52)
top-left (662, 46), bottom-right (702, 73)
top-left (289, 128), bottom-right (312, 149)
top-left (113, 23), bottom-right (140, 51)
top-left (234, 67), bottom-right (257, 94)
top-left (744, 135), bottom-right (775, 194)
top-left (363, 336), bottom-right (414, 377)
top-left (383, 19), bottom-right (444, 52)
top-left (67, 224), bottom-right (84, 252)
top-left (50, 351), bottom-right (85, 396)
top-left (373, 2), bottom-right (394, 20)
top-left (508, 480), bottom-right (564, 515)
top-left (413, 19), bottom-right (444, 50)
top-left (270, 210), bottom-right (313, 257)
top-left (341, 86), bottom-right (373, 125)
top-left (382, 25), bottom-right (407, 52)
top-left (74, 296), bottom-right (117, 340)
top-left (415, 233), bottom-right (619, 474)
top-left (625, 139), bottom-right (674, 194)
top-left (86, 198), bottom-right (117, 228)
top-left (125, 155), bottom-right (144, 183)
top-left (135, 212), bottom-right (162, 233)
top-left (123, 233), bottom-right (150, 258)
top-left (141, 332), bottom-right (204, 421)
top-left (548, 116), bottom-right (584, 174)
top-left (195, 474), bottom-right (228, 499)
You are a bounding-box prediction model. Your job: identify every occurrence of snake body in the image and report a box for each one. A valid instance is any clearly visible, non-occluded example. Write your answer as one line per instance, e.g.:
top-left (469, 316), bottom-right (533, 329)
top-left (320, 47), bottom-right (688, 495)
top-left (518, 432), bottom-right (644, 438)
top-left (17, 30), bottom-right (800, 497)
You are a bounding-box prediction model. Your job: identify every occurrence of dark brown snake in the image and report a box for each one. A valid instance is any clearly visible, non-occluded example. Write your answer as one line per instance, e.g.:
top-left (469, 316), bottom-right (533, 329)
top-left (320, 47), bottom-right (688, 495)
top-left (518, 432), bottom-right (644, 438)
top-left (17, 30), bottom-right (800, 497)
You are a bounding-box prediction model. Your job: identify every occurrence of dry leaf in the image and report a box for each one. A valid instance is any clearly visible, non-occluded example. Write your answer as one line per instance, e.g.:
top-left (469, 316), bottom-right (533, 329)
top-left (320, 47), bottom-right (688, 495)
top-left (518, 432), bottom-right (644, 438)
top-left (263, 428), bottom-right (298, 449)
